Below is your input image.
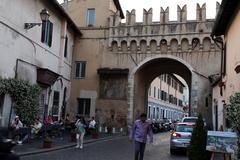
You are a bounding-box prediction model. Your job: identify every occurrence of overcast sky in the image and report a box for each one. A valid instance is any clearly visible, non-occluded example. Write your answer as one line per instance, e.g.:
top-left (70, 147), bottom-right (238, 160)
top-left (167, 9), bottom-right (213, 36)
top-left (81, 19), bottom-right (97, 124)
top-left (58, 0), bottom-right (221, 22)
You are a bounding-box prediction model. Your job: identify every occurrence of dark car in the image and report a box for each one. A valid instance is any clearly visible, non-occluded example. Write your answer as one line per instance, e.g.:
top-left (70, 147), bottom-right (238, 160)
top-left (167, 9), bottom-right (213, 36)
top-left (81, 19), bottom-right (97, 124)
top-left (162, 119), bottom-right (173, 131)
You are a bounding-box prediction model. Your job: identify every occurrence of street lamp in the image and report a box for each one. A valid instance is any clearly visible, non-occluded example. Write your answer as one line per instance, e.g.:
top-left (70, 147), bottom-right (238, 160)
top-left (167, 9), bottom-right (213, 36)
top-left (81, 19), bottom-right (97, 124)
top-left (24, 9), bottom-right (50, 30)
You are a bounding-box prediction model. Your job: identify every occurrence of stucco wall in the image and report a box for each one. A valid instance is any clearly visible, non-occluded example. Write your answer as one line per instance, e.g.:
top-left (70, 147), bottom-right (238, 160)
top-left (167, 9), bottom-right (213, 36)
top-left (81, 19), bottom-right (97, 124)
top-left (223, 9), bottom-right (240, 101)
top-left (66, 0), bottom-right (117, 27)
top-left (0, 0), bottom-right (78, 124)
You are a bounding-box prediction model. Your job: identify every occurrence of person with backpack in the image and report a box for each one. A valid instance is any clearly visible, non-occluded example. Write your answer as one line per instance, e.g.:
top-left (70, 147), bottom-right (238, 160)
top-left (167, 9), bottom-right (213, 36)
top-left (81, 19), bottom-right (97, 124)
top-left (75, 116), bottom-right (86, 149)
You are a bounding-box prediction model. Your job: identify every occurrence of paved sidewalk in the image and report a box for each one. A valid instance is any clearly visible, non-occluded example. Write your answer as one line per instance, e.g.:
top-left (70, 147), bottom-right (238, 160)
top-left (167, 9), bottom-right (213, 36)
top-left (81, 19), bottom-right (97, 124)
top-left (14, 132), bottom-right (123, 156)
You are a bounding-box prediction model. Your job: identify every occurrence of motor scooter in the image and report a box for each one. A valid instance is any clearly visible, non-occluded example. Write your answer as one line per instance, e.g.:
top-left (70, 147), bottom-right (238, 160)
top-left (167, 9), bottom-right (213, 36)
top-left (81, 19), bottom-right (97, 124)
top-left (0, 128), bottom-right (20, 160)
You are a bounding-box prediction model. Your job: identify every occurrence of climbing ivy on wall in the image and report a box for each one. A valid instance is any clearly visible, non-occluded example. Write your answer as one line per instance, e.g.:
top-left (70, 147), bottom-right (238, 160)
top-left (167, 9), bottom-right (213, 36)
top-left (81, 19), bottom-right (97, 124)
top-left (0, 78), bottom-right (41, 126)
top-left (227, 92), bottom-right (240, 159)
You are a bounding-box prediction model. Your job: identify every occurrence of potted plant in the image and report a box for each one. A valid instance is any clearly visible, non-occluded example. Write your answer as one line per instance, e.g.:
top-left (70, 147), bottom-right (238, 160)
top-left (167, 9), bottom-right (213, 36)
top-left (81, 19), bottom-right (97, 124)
top-left (70, 128), bottom-right (77, 142)
top-left (43, 134), bottom-right (52, 148)
top-left (187, 114), bottom-right (211, 160)
top-left (227, 93), bottom-right (240, 159)
top-left (91, 123), bottom-right (99, 139)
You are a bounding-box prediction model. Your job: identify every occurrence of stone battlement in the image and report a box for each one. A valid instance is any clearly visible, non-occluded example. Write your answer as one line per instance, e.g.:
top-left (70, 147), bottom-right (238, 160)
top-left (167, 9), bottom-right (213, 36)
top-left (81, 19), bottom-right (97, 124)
top-left (108, 2), bottom-right (220, 48)
top-left (110, 2), bottom-right (220, 26)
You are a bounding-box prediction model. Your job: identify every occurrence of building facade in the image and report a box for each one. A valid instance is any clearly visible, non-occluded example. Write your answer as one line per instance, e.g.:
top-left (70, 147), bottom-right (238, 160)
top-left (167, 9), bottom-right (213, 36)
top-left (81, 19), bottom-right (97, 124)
top-left (211, 0), bottom-right (240, 130)
top-left (0, 0), bottom-right (81, 126)
top-left (64, 0), bottom-right (221, 129)
top-left (147, 74), bottom-right (186, 121)
top-left (63, 0), bottom-right (125, 126)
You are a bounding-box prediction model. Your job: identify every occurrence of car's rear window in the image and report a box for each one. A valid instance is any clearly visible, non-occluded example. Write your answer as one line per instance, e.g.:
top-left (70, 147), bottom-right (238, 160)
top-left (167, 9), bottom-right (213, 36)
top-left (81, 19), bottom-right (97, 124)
top-left (176, 125), bottom-right (193, 132)
top-left (182, 119), bottom-right (197, 123)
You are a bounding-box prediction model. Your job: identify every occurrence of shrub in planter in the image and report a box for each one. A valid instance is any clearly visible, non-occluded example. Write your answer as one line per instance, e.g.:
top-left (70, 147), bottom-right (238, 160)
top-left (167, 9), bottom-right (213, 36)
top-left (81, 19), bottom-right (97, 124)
top-left (91, 128), bottom-right (98, 139)
top-left (187, 114), bottom-right (211, 160)
top-left (227, 92), bottom-right (240, 159)
top-left (43, 135), bottom-right (52, 148)
top-left (70, 129), bottom-right (77, 142)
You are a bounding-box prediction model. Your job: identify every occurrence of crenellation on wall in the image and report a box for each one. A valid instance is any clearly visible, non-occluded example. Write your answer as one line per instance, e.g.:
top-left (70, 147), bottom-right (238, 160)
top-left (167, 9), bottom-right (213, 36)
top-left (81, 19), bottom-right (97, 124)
top-left (177, 5), bottom-right (187, 22)
top-left (143, 8), bottom-right (153, 25)
top-left (196, 3), bottom-right (206, 21)
top-left (126, 9), bottom-right (136, 25)
top-left (160, 7), bottom-right (169, 24)
top-left (109, 3), bottom-right (218, 40)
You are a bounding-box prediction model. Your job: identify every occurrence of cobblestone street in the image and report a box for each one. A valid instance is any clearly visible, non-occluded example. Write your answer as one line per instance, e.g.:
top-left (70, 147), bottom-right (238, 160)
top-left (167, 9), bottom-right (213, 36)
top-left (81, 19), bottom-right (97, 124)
top-left (21, 133), bottom-right (187, 160)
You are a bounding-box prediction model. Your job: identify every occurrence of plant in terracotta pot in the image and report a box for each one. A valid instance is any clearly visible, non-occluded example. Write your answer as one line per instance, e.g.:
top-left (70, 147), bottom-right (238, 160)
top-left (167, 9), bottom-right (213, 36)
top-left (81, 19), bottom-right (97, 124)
top-left (43, 134), bottom-right (52, 148)
top-left (70, 128), bottom-right (77, 142)
top-left (91, 127), bottom-right (98, 139)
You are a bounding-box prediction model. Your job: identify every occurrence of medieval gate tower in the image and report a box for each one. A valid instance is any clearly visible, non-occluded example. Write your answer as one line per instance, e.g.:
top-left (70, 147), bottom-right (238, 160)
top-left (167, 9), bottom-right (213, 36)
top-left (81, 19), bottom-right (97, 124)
top-left (65, 0), bottom-right (221, 129)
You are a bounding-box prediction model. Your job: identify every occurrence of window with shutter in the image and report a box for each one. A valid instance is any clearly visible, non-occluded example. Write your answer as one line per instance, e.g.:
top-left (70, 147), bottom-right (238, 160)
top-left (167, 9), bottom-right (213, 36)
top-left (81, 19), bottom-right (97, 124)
top-left (75, 61), bottom-right (86, 79)
top-left (41, 20), bottom-right (53, 47)
top-left (87, 9), bottom-right (95, 27)
top-left (77, 98), bottom-right (91, 116)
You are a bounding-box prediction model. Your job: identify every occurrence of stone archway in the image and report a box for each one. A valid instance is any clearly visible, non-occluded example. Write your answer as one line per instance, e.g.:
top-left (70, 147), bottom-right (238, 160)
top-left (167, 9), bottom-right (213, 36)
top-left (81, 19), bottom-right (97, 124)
top-left (127, 54), bottom-right (196, 125)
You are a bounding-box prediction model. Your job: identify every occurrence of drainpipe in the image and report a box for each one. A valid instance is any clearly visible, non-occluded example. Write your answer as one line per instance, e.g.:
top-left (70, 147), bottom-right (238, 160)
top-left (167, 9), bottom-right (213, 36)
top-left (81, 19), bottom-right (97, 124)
top-left (211, 35), bottom-right (225, 130)
top-left (211, 35), bottom-right (224, 79)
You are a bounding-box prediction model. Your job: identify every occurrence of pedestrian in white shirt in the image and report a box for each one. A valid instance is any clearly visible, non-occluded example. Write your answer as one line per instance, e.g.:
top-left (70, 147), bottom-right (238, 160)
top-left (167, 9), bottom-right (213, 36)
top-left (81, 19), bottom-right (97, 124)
top-left (89, 117), bottom-right (96, 129)
top-left (88, 117), bottom-right (97, 137)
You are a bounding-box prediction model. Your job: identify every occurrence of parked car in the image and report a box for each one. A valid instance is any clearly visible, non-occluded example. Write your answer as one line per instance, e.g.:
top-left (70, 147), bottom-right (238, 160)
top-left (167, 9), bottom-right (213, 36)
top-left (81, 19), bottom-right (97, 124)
top-left (181, 117), bottom-right (207, 126)
top-left (170, 123), bottom-right (194, 154)
top-left (162, 119), bottom-right (172, 131)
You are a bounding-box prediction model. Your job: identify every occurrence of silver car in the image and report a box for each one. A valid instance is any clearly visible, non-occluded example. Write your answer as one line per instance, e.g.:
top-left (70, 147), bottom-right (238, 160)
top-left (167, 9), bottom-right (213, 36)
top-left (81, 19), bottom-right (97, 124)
top-left (170, 123), bottom-right (194, 154)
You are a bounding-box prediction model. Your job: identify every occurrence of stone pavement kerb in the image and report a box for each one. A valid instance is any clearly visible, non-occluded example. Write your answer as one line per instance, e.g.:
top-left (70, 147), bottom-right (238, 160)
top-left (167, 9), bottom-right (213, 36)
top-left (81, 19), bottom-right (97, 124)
top-left (17, 134), bottom-right (124, 157)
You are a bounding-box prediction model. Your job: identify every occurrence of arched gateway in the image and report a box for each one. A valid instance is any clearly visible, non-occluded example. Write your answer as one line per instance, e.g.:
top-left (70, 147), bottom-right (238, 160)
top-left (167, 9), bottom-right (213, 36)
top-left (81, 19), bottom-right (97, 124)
top-left (128, 55), bottom-right (194, 124)
top-left (104, 4), bottom-right (222, 128)
top-left (66, 1), bottom-right (222, 130)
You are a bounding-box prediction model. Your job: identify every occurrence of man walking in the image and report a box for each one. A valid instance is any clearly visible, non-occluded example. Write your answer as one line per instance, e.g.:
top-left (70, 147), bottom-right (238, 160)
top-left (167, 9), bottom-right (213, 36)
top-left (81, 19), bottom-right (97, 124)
top-left (129, 113), bottom-right (153, 160)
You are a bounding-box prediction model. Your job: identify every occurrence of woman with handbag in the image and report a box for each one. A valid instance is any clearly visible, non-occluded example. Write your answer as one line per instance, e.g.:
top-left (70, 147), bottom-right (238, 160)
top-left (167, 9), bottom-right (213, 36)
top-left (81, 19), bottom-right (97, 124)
top-left (75, 116), bottom-right (86, 149)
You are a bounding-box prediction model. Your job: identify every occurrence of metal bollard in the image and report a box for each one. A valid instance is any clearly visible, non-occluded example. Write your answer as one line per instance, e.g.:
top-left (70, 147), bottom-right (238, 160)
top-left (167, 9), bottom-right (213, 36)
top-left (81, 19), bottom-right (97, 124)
top-left (112, 127), bottom-right (116, 134)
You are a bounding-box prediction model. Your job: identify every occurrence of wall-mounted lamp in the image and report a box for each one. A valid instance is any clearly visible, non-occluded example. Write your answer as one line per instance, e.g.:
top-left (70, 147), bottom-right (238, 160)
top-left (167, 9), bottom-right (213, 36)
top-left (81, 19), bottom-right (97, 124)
top-left (24, 9), bottom-right (50, 30)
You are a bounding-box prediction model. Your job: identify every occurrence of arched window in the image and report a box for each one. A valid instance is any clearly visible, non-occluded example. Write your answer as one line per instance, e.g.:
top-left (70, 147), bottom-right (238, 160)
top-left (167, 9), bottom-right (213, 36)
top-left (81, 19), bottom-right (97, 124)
top-left (150, 40), bottom-right (157, 53)
top-left (170, 39), bottom-right (178, 52)
top-left (192, 38), bottom-right (200, 50)
top-left (130, 40), bottom-right (137, 52)
top-left (160, 39), bottom-right (167, 53)
top-left (111, 41), bottom-right (118, 52)
top-left (140, 40), bottom-right (147, 53)
top-left (121, 41), bottom-right (128, 53)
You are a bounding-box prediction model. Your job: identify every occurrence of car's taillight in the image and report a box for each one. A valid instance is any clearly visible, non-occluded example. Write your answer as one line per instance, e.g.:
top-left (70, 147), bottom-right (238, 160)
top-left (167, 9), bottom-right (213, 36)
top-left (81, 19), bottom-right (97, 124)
top-left (172, 132), bottom-right (181, 138)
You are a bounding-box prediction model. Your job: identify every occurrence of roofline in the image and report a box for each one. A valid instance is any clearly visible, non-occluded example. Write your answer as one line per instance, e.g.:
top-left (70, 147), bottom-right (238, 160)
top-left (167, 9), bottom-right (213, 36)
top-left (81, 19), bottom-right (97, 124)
top-left (113, 0), bottom-right (125, 19)
top-left (170, 74), bottom-right (185, 88)
top-left (211, 0), bottom-right (240, 37)
top-left (48, 0), bottom-right (82, 36)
